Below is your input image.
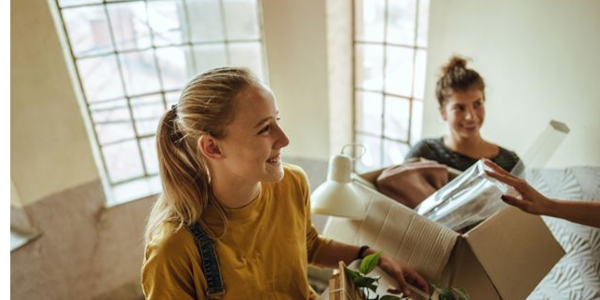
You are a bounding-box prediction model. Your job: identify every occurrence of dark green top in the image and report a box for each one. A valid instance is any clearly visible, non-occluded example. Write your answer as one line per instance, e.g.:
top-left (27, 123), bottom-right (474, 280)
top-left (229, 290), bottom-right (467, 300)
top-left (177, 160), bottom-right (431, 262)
top-left (405, 137), bottom-right (521, 172)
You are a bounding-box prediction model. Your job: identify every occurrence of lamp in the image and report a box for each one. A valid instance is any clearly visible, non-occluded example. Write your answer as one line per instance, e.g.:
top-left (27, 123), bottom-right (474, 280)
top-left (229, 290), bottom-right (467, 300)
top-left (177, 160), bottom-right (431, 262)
top-left (311, 154), bottom-right (366, 220)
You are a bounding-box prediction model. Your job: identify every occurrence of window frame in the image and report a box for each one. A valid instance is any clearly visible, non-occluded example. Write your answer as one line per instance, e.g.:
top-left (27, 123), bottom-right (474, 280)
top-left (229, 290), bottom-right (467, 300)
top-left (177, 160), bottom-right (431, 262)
top-left (53, 0), bottom-right (269, 205)
top-left (352, 0), bottom-right (428, 172)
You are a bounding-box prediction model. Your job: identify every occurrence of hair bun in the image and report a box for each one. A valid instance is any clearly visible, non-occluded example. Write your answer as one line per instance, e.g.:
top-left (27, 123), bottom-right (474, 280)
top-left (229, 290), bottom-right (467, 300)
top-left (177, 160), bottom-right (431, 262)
top-left (442, 56), bottom-right (468, 75)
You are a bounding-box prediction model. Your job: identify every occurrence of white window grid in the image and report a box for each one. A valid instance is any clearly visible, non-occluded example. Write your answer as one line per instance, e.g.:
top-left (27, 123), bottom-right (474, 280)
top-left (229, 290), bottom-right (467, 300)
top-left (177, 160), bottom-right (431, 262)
top-left (352, 0), bottom-right (429, 172)
top-left (55, 0), bottom-right (267, 203)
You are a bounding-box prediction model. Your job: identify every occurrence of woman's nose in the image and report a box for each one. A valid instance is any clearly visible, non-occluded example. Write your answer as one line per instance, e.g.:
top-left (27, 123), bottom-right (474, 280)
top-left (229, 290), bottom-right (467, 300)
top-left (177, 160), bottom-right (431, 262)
top-left (465, 107), bottom-right (476, 120)
top-left (274, 125), bottom-right (290, 149)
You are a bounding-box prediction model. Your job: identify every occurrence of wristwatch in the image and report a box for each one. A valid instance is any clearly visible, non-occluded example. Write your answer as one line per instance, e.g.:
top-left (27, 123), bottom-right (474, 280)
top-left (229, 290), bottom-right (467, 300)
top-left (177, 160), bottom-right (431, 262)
top-left (356, 245), bottom-right (370, 260)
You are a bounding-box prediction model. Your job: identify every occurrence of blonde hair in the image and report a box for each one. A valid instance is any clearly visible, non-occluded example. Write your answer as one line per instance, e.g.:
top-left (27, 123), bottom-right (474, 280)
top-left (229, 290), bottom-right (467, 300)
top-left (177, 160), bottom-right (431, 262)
top-left (145, 67), bottom-right (261, 244)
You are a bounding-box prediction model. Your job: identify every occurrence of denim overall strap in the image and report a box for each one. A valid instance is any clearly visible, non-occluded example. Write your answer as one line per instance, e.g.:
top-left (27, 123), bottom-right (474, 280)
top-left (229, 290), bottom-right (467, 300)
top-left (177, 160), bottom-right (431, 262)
top-left (188, 222), bottom-right (225, 297)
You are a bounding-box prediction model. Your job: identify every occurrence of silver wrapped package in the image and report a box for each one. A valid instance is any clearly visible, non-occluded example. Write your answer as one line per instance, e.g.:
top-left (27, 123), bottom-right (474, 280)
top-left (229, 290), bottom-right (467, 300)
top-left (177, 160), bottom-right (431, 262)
top-left (415, 160), bottom-right (518, 231)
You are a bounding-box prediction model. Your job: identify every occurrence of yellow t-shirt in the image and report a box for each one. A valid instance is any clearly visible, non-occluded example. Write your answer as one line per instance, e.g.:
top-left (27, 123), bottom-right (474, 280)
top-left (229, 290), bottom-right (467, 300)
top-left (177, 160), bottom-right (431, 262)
top-left (142, 164), bottom-right (331, 300)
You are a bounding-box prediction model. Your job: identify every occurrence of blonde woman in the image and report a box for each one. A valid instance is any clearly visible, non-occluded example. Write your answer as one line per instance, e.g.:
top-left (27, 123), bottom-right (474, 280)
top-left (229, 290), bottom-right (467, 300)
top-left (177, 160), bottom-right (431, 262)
top-left (141, 67), bottom-right (428, 299)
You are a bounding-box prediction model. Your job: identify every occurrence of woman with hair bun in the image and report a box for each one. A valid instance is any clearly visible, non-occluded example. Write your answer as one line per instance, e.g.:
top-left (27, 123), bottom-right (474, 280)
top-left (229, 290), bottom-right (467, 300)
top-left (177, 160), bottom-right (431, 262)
top-left (405, 56), bottom-right (521, 172)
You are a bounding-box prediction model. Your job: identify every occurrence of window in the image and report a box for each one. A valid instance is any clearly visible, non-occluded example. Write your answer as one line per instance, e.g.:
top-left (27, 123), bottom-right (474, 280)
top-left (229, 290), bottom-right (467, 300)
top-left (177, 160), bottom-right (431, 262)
top-left (353, 0), bottom-right (429, 172)
top-left (54, 0), bottom-right (267, 204)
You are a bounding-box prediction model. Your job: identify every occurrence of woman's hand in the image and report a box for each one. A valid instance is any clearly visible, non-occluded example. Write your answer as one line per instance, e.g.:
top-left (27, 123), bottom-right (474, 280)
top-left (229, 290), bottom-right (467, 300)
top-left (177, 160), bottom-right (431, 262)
top-left (377, 252), bottom-right (430, 296)
top-left (483, 159), bottom-right (556, 215)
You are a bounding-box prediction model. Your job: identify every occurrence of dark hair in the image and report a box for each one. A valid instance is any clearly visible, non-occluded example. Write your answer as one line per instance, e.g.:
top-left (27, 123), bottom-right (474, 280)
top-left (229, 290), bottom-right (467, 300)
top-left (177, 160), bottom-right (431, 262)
top-left (435, 56), bottom-right (485, 107)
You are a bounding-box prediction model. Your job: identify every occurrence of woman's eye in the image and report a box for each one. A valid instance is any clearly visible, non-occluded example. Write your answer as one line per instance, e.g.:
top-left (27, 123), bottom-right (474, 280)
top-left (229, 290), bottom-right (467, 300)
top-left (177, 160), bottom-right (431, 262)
top-left (258, 125), bottom-right (271, 135)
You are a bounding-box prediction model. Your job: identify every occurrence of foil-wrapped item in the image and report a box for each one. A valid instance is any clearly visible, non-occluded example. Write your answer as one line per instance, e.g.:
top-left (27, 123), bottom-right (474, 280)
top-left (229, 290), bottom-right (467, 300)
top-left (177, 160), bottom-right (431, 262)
top-left (415, 160), bottom-right (517, 231)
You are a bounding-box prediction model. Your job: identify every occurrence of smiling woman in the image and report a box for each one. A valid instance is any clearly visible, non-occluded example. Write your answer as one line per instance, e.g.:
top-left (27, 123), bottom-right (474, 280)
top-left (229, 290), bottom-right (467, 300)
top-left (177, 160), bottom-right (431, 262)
top-left (405, 56), bottom-right (521, 172)
top-left (141, 67), bottom-right (429, 300)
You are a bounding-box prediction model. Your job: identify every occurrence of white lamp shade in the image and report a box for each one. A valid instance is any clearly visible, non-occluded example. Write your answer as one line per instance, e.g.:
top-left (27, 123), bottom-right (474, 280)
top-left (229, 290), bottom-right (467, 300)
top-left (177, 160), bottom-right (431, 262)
top-left (311, 154), bottom-right (366, 220)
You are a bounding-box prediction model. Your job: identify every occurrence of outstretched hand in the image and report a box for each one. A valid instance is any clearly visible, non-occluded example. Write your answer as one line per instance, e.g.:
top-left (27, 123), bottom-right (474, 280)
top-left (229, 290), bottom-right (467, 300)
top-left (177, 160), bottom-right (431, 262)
top-left (483, 159), bottom-right (555, 215)
top-left (377, 252), bottom-right (430, 296)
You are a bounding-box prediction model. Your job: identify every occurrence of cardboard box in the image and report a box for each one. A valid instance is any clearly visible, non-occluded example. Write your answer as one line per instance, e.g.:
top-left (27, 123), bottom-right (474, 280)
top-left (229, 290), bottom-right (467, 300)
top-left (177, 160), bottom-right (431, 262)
top-left (322, 175), bottom-right (565, 300)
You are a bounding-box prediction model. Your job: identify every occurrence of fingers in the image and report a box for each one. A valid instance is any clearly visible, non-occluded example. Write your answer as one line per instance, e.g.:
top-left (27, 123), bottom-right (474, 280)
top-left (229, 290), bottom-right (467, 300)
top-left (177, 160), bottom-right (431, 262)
top-left (483, 159), bottom-right (513, 178)
top-left (501, 195), bottom-right (532, 213)
top-left (484, 169), bottom-right (523, 190)
top-left (405, 268), bottom-right (430, 294)
top-left (483, 159), bottom-right (511, 176)
top-left (394, 268), bottom-right (410, 296)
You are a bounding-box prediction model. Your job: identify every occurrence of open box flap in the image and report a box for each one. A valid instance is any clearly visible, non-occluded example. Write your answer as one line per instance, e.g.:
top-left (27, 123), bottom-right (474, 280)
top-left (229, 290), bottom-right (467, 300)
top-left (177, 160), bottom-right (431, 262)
top-left (465, 206), bottom-right (565, 300)
top-left (440, 238), bottom-right (502, 300)
top-left (324, 182), bottom-right (459, 281)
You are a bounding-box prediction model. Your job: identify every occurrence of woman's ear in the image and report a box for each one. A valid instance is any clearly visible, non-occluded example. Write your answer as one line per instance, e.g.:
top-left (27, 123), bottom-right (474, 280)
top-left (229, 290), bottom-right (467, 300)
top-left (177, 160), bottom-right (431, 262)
top-left (198, 135), bottom-right (223, 160)
top-left (439, 106), bottom-right (447, 121)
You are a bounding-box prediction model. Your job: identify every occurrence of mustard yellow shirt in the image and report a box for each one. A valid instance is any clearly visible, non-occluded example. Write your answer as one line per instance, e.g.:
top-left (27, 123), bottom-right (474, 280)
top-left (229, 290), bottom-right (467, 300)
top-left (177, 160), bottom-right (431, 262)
top-left (141, 164), bottom-right (331, 300)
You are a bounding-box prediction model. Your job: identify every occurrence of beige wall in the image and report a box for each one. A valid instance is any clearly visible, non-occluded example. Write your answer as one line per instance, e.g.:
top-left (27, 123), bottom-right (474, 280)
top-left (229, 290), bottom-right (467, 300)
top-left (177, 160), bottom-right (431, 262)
top-left (262, 0), bottom-right (331, 161)
top-left (326, 0), bottom-right (354, 157)
top-left (11, 0), bottom-right (99, 206)
top-left (423, 0), bottom-right (600, 168)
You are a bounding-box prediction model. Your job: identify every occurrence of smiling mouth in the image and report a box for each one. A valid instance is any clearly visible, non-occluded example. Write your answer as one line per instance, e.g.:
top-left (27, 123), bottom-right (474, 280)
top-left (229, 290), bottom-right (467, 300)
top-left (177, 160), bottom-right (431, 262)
top-left (461, 123), bottom-right (478, 130)
top-left (266, 155), bottom-right (281, 164)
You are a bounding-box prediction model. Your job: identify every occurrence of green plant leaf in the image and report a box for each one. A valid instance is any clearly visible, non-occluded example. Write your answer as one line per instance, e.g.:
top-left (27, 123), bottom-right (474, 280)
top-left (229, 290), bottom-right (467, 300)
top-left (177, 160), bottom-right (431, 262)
top-left (367, 283), bottom-right (378, 293)
top-left (344, 267), bottom-right (361, 282)
top-left (452, 287), bottom-right (470, 300)
top-left (353, 275), bottom-right (380, 288)
top-left (360, 250), bottom-right (382, 275)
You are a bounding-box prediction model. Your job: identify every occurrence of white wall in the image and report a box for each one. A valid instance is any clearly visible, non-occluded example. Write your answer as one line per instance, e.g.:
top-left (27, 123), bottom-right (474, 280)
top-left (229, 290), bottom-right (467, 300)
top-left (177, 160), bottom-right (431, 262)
top-left (262, 0), bottom-right (331, 161)
top-left (11, 0), bottom-right (100, 206)
top-left (423, 0), bottom-right (600, 168)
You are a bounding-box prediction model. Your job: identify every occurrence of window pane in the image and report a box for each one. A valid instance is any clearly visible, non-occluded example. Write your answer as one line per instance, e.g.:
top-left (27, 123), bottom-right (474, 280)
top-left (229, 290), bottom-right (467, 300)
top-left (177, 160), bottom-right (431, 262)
top-left (59, 0), bottom-right (102, 8)
top-left (410, 100), bottom-right (423, 145)
top-left (187, 0), bottom-right (224, 42)
top-left (223, 0), bottom-right (260, 40)
top-left (63, 6), bottom-right (114, 57)
top-left (417, 0), bottom-right (430, 48)
top-left (229, 42), bottom-right (265, 81)
top-left (148, 0), bottom-right (187, 46)
top-left (192, 44), bottom-right (228, 74)
top-left (386, 0), bottom-right (416, 45)
top-left (382, 139), bottom-right (409, 167)
top-left (156, 47), bottom-right (193, 90)
top-left (355, 91), bottom-right (383, 136)
top-left (131, 94), bottom-right (165, 136)
top-left (119, 50), bottom-right (161, 96)
top-left (355, 134), bottom-right (382, 173)
top-left (355, 44), bottom-right (383, 91)
top-left (354, 0), bottom-right (385, 43)
top-left (384, 96), bottom-right (410, 141)
top-left (140, 136), bottom-right (159, 175)
top-left (102, 141), bottom-right (145, 183)
top-left (107, 2), bottom-right (151, 51)
top-left (90, 100), bottom-right (136, 144)
top-left (414, 49), bottom-right (427, 99)
top-left (385, 46), bottom-right (414, 97)
top-left (77, 55), bottom-right (125, 102)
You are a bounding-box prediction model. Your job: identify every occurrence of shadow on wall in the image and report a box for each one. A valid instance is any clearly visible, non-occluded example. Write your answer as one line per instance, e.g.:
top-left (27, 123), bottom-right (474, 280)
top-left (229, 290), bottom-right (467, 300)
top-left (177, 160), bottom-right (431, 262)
top-left (10, 157), bottom-right (328, 300)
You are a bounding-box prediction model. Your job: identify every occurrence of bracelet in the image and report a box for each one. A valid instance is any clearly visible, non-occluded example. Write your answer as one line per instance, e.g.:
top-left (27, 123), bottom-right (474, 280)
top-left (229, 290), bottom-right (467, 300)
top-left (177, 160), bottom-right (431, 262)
top-left (356, 245), bottom-right (370, 260)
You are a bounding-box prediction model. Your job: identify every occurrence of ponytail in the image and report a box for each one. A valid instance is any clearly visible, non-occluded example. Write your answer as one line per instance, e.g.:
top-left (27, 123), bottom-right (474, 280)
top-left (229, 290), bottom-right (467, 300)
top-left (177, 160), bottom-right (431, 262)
top-left (145, 67), bottom-right (260, 244)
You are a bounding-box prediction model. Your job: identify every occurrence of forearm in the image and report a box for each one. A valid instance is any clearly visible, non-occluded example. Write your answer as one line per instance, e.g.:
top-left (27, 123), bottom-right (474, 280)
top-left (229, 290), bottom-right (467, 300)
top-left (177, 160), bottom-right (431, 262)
top-left (547, 200), bottom-right (600, 228)
top-left (312, 240), bottom-right (362, 268)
